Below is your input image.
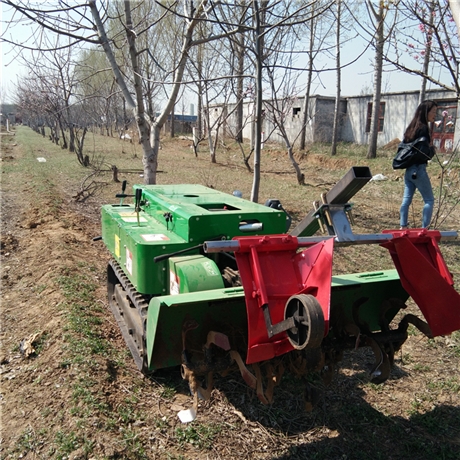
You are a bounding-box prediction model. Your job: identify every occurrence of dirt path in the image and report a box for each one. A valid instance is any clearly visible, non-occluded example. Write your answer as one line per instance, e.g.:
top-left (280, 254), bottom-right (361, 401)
top-left (1, 141), bottom-right (113, 454)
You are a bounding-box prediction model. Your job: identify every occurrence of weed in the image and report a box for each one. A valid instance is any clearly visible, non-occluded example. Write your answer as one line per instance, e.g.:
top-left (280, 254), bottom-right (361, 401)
top-left (446, 331), bottom-right (460, 358)
top-left (412, 363), bottom-right (431, 372)
top-left (118, 404), bottom-right (137, 424)
top-left (54, 430), bottom-right (80, 457)
top-left (367, 381), bottom-right (385, 392)
top-left (30, 332), bottom-right (48, 354)
top-left (175, 423), bottom-right (223, 450)
top-left (159, 384), bottom-right (176, 399)
top-left (105, 417), bottom-right (118, 431)
top-left (59, 359), bottom-right (72, 368)
top-left (407, 324), bottom-right (421, 336)
top-left (56, 266), bottom-right (110, 357)
top-left (15, 427), bottom-right (38, 454)
top-left (426, 338), bottom-right (438, 349)
top-left (154, 416), bottom-right (169, 430)
top-left (427, 377), bottom-right (460, 393)
top-left (122, 428), bottom-right (146, 457)
top-left (401, 353), bottom-right (413, 363)
top-left (408, 398), bottom-right (423, 416)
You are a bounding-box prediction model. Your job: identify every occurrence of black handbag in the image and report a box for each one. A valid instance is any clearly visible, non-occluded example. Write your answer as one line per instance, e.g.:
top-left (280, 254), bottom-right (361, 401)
top-left (392, 136), bottom-right (432, 169)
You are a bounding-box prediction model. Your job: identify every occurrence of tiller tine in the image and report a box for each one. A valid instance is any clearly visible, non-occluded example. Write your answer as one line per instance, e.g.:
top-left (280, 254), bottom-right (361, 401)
top-left (399, 313), bottom-right (433, 339)
top-left (252, 361), bottom-right (285, 404)
top-left (366, 337), bottom-right (391, 384)
top-left (381, 229), bottom-right (460, 337)
top-left (253, 363), bottom-right (270, 404)
top-left (229, 350), bottom-right (257, 390)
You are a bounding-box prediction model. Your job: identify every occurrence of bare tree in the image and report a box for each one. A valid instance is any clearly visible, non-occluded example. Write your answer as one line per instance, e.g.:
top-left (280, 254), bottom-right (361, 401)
top-left (2, 1), bottom-right (242, 184)
top-left (298, 1), bottom-right (336, 151)
top-left (246, 1), bottom-right (334, 201)
top-left (366, 1), bottom-right (391, 160)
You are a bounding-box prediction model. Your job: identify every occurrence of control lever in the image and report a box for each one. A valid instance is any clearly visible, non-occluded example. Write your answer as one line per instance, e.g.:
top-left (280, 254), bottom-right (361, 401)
top-left (135, 188), bottom-right (142, 226)
top-left (115, 180), bottom-right (128, 205)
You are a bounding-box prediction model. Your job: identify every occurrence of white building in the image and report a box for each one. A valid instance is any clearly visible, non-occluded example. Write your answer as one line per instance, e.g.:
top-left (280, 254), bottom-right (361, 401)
top-left (209, 89), bottom-right (458, 153)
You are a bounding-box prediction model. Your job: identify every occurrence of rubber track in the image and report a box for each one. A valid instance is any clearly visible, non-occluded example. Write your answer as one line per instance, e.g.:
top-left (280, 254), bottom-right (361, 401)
top-left (108, 259), bottom-right (150, 371)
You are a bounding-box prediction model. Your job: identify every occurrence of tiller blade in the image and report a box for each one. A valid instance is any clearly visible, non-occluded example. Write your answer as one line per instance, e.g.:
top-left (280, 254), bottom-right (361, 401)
top-left (381, 229), bottom-right (460, 337)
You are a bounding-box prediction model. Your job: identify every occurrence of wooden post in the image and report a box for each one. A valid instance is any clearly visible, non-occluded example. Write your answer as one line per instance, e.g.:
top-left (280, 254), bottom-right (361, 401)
top-left (112, 165), bottom-right (120, 182)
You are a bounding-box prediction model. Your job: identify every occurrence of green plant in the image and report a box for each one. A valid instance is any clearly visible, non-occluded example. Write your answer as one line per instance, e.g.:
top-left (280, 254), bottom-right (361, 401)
top-left (54, 430), bottom-right (80, 457)
top-left (412, 363), bottom-right (431, 372)
top-left (121, 428), bottom-right (146, 457)
top-left (175, 423), bottom-right (223, 450)
top-left (15, 427), bottom-right (38, 453)
top-left (159, 384), bottom-right (176, 399)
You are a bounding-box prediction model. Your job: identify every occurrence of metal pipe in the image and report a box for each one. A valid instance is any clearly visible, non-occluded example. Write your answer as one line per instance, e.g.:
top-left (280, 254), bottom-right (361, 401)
top-left (204, 240), bottom-right (241, 253)
top-left (203, 231), bottom-right (457, 253)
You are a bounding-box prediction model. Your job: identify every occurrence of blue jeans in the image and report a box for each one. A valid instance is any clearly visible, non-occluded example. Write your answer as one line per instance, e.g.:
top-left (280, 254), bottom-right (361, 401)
top-left (400, 163), bottom-right (434, 228)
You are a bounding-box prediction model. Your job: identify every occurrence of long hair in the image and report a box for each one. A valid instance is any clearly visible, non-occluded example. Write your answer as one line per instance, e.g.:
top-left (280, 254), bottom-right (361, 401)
top-left (404, 100), bottom-right (438, 142)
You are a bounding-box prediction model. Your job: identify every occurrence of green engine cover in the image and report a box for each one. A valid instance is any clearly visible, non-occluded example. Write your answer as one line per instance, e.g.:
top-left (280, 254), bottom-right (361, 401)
top-left (101, 184), bottom-right (287, 295)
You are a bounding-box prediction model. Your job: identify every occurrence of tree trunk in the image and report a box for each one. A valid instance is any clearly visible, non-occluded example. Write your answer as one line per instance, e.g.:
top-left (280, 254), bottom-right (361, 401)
top-left (250, 1), bottom-right (263, 203)
top-left (299, 9), bottom-right (315, 151)
top-left (331, 0), bottom-right (342, 157)
top-left (449, 0), bottom-right (460, 39)
top-left (419, 1), bottom-right (435, 104)
top-left (281, 125), bottom-right (304, 185)
top-left (69, 124), bottom-right (75, 153)
top-left (197, 44), bottom-right (203, 140)
top-left (170, 106), bottom-right (175, 138)
top-left (236, 30), bottom-right (245, 143)
top-left (366, 1), bottom-right (385, 160)
top-left (124, 1), bottom-right (157, 183)
top-left (57, 119), bottom-right (66, 148)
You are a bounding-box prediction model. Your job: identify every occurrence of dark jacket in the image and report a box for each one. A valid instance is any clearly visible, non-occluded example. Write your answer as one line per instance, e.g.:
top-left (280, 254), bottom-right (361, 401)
top-left (405, 126), bottom-right (434, 165)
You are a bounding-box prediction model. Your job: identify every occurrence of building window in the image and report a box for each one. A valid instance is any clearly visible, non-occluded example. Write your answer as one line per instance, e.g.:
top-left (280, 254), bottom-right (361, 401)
top-left (366, 102), bottom-right (385, 132)
top-left (293, 107), bottom-right (301, 117)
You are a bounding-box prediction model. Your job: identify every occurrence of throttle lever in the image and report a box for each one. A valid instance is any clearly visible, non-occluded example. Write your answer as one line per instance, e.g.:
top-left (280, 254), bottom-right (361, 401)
top-left (116, 180), bottom-right (128, 205)
top-left (135, 188), bottom-right (142, 226)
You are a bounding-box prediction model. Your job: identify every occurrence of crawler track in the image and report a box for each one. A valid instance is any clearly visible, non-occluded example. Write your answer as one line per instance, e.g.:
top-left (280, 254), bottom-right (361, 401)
top-left (107, 259), bottom-right (150, 372)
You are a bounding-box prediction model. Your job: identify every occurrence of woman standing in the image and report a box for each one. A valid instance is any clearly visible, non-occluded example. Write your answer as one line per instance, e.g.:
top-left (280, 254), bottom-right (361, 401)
top-left (399, 100), bottom-right (437, 229)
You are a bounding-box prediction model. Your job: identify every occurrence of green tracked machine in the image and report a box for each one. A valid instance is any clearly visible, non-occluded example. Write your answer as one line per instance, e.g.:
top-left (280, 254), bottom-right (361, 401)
top-left (100, 167), bottom-right (460, 416)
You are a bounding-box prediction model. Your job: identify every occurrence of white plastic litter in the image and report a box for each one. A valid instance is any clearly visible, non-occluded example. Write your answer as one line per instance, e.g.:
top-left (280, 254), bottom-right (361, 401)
top-left (37, 157), bottom-right (47, 162)
top-left (371, 173), bottom-right (387, 181)
top-left (443, 160), bottom-right (449, 165)
top-left (178, 407), bottom-right (197, 423)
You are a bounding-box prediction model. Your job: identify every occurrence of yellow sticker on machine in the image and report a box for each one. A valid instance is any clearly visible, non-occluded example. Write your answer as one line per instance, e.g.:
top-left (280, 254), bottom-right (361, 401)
top-left (115, 234), bottom-right (120, 258)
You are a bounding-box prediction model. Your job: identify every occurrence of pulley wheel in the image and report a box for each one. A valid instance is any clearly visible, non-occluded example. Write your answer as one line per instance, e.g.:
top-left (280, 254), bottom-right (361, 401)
top-left (284, 294), bottom-right (324, 350)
